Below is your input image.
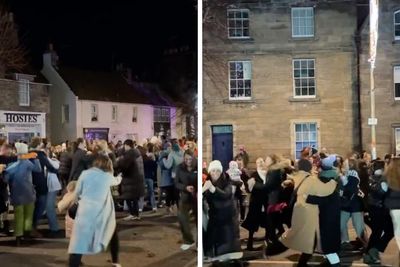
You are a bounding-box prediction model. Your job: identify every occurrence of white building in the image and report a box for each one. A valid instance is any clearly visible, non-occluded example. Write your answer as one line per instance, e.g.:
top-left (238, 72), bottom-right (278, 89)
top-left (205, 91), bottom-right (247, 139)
top-left (41, 52), bottom-right (182, 144)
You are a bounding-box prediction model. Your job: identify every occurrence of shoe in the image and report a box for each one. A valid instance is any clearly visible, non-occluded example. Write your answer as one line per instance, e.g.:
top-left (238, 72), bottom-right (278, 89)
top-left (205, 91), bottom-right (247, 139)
top-left (131, 215), bottom-right (141, 220)
top-left (363, 248), bottom-right (381, 264)
top-left (264, 240), bottom-right (288, 256)
top-left (180, 243), bottom-right (195, 250)
top-left (112, 263), bottom-right (122, 267)
top-left (30, 229), bottom-right (42, 238)
top-left (123, 215), bottom-right (134, 221)
top-left (340, 242), bottom-right (354, 251)
top-left (213, 252), bottom-right (243, 262)
top-left (152, 208), bottom-right (157, 213)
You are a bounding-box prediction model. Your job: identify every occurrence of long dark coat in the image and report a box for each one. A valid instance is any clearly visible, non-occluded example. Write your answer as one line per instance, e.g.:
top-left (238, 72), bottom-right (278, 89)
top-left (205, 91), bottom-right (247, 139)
top-left (241, 171), bottom-right (267, 232)
top-left (117, 149), bottom-right (145, 200)
top-left (306, 169), bottom-right (341, 254)
top-left (204, 173), bottom-right (241, 257)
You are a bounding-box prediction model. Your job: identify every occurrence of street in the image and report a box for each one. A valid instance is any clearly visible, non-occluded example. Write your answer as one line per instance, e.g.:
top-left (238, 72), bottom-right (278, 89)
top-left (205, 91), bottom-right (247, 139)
top-left (0, 209), bottom-right (197, 267)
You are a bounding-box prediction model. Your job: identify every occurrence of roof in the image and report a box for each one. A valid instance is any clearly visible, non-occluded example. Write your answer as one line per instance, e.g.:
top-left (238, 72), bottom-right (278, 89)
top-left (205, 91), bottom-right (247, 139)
top-left (58, 67), bottom-right (176, 107)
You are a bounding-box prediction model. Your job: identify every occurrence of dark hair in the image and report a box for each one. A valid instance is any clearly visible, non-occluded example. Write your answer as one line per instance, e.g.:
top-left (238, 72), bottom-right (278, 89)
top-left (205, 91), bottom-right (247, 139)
top-left (297, 159), bottom-right (312, 172)
top-left (30, 136), bottom-right (42, 149)
top-left (123, 139), bottom-right (134, 148)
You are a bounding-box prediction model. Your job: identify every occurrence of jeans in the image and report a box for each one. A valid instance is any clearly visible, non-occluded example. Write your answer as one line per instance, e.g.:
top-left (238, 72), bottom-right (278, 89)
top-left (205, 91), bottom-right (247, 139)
top-left (33, 194), bottom-right (47, 229)
top-left (46, 191), bottom-right (59, 231)
top-left (340, 211), bottom-right (365, 242)
top-left (390, 209), bottom-right (400, 250)
top-left (177, 199), bottom-right (196, 244)
top-left (139, 179), bottom-right (156, 210)
top-left (14, 203), bottom-right (34, 237)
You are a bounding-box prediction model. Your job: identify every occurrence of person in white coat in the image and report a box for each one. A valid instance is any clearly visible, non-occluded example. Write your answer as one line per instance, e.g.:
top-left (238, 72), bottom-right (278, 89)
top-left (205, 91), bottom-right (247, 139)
top-left (68, 154), bottom-right (122, 267)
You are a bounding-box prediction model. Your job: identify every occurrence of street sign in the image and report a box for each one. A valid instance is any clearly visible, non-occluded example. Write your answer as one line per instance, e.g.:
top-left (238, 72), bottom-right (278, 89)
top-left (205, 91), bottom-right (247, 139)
top-left (368, 118), bottom-right (378, 125)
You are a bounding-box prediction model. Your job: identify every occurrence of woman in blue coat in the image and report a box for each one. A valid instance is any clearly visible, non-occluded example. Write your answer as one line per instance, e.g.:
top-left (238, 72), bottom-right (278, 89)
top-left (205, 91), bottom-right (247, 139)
top-left (68, 154), bottom-right (122, 267)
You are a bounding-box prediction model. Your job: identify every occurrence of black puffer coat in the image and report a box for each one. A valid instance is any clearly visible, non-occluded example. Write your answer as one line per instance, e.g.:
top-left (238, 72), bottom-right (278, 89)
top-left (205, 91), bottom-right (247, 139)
top-left (118, 149), bottom-right (145, 200)
top-left (204, 173), bottom-right (241, 257)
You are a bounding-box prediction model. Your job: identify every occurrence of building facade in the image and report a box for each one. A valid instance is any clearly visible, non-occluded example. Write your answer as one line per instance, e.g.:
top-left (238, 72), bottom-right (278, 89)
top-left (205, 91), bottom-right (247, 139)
top-left (360, 0), bottom-right (400, 156)
top-left (0, 74), bottom-right (50, 143)
top-left (41, 53), bottom-right (182, 145)
top-left (204, 0), bottom-right (360, 169)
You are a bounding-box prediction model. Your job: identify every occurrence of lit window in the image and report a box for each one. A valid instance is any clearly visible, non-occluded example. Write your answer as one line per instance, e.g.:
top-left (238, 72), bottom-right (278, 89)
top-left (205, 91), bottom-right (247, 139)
top-left (395, 10), bottom-right (400, 40)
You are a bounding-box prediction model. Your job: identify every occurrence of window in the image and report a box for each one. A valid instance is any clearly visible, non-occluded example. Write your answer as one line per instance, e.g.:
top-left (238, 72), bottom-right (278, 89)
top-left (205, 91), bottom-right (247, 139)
top-left (396, 128), bottom-right (400, 155)
top-left (91, 104), bottom-right (98, 122)
top-left (395, 66), bottom-right (400, 100)
top-left (154, 107), bottom-right (170, 123)
top-left (292, 7), bottom-right (314, 38)
top-left (62, 104), bottom-right (69, 123)
top-left (395, 10), bottom-right (400, 40)
top-left (112, 105), bottom-right (118, 122)
top-left (18, 79), bottom-right (30, 106)
top-left (293, 59), bottom-right (316, 97)
top-left (227, 9), bottom-right (250, 39)
top-left (132, 106), bottom-right (138, 123)
top-left (229, 61), bottom-right (252, 99)
top-left (295, 122), bottom-right (318, 160)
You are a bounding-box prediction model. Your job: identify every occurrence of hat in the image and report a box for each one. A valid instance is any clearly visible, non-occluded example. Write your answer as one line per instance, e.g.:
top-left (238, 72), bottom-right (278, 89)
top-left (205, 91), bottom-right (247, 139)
top-left (15, 142), bottom-right (28, 155)
top-left (208, 160), bottom-right (223, 173)
top-left (229, 161), bottom-right (239, 170)
top-left (321, 154), bottom-right (337, 169)
top-left (297, 159), bottom-right (312, 172)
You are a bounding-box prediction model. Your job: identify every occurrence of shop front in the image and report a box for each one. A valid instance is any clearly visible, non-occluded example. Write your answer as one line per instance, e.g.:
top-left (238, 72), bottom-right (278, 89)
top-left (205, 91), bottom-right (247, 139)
top-left (0, 110), bottom-right (46, 144)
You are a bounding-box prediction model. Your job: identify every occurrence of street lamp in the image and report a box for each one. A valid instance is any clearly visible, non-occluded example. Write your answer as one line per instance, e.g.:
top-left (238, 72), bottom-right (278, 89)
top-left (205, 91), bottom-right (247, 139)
top-left (369, 0), bottom-right (379, 160)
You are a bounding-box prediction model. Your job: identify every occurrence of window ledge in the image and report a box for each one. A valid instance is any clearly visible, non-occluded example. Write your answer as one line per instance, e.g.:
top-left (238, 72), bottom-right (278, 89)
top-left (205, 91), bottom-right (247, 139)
top-left (223, 99), bottom-right (256, 104)
top-left (227, 37), bottom-right (255, 43)
top-left (289, 36), bottom-right (319, 42)
top-left (289, 96), bottom-right (321, 103)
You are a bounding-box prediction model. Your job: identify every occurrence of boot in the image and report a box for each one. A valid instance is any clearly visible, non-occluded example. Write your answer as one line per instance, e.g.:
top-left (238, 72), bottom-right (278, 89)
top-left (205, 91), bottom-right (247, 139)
top-left (3, 220), bottom-right (13, 236)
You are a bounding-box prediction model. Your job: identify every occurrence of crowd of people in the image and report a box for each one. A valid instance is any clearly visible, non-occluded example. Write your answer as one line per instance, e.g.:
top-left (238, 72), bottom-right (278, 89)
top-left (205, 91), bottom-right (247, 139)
top-left (202, 146), bottom-right (400, 266)
top-left (0, 135), bottom-right (198, 267)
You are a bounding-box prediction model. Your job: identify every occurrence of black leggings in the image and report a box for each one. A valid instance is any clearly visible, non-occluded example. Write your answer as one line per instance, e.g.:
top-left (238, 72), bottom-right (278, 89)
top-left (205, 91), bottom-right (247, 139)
top-left (69, 229), bottom-right (119, 267)
top-left (163, 186), bottom-right (177, 207)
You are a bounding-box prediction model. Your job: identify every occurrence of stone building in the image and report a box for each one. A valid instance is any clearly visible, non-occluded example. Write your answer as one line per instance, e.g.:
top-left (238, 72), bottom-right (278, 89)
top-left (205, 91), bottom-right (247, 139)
top-left (203, 0), bottom-right (360, 169)
top-left (359, 0), bottom-right (400, 156)
top-left (0, 73), bottom-right (51, 143)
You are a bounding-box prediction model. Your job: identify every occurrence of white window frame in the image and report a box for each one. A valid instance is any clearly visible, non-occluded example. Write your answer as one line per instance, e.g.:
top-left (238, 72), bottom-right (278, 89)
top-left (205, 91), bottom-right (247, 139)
top-left (61, 104), bottom-right (69, 123)
top-left (228, 60), bottom-right (252, 100)
top-left (293, 59), bottom-right (316, 98)
top-left (395, 66), bottom-right (400, 100)
top-left (18, 79), bottom-right (30, 106)
top-left (111, 105), bottom-right (118, 122)
top-left (227, 9), bottom-right (250, 39)
top-left (132, 106), bottom-right (138, 123)
top-left (154, 107), bottom-right (170, 123)
top-left (291, 7), bottom-right (315, 38)
top-left (395, 128), bottom-right (400, 155)
top-left (291, 120), bottom-right (320, 160)
top-left (395, 10), bottom-right (400, 41)
top-left (91, 104), bottom-right (98, 122)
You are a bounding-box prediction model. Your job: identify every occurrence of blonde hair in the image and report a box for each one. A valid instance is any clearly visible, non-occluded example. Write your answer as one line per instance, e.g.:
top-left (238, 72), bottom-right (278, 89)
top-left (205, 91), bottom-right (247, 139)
top-left (67, 181), bottom-right (77, 193)
top-left (385, 157), bottom-right (400, 191)
top-left (93, 154), bottom-right (113, 173)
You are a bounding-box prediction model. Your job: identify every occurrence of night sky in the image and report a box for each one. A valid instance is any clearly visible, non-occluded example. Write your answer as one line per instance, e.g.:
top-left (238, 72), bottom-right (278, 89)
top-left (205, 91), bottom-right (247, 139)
top-left (7, 0), bottom-right (197, 81)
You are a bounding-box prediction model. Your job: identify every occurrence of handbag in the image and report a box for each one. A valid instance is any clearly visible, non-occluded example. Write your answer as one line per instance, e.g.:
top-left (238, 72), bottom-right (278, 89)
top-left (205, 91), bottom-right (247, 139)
top-left (68, 202), bottom-right (79, 219)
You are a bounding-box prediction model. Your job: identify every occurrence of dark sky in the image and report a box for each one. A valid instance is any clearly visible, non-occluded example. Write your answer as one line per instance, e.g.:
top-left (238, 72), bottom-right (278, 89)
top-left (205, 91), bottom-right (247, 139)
top-left (7, 0), bottom-right (197, 80)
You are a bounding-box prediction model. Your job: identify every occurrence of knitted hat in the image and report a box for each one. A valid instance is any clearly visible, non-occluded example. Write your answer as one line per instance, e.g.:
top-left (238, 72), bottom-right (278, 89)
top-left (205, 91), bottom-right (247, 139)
top-left (15, 142), bottom-right (28, 155)
top-left (321, 154), bottom-right (337, 169)
top-left (208, 160), bottom-right (223, 173)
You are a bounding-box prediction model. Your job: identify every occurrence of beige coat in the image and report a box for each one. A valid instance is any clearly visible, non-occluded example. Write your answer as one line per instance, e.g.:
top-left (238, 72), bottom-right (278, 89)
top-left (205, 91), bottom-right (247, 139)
top-left (57, 191), bottom-right (76, 238)
top-left (280, 171), bottom-right (337, 254)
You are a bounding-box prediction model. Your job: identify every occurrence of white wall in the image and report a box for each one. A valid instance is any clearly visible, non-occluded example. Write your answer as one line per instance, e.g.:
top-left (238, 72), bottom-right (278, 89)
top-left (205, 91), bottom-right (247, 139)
top-left (41, 53), bottom-right (78, 144)
top-left (77, 100), bottom-right (155, 143)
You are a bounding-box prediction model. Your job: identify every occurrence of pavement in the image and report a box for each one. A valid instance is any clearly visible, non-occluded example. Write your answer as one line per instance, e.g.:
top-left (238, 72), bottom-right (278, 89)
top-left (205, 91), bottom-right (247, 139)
top-left (204, 223), bottom-right (399, 267)
top-left (0, 208), bottom-right (197, 267)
